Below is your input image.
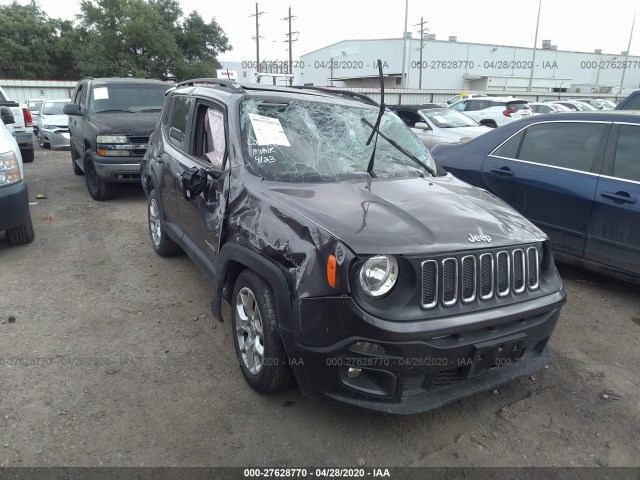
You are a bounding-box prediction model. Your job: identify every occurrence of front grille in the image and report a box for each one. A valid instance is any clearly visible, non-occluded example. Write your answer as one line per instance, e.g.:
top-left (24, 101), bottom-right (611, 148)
top-left (421, 245), bottom-right (541, 309)
top-left (128, 136), bottom-right (149, 144)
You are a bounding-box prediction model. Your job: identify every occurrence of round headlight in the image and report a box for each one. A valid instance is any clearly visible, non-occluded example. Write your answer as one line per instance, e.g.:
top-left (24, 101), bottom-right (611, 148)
top-left (358, 255), bottom-right (398, 298)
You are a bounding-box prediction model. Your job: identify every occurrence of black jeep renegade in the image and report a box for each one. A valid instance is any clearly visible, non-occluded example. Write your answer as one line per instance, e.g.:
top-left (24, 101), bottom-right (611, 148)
top-left (140, 79), bottom-right (566, 414)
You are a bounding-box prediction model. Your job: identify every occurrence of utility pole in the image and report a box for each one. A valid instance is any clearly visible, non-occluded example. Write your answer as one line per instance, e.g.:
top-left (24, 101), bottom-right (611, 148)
top-left (250, 3), bottom-right (265, 75)
top-left (414, 17), bottom-right (428, 89)
top-left (283, 6), bottom-right (299, 86)
top-left (400, 0), bottom-right (409, 87)
top-left (528, 0), bottom-right (542, 91)
top-left (620, 12), bottom-right (636, 94)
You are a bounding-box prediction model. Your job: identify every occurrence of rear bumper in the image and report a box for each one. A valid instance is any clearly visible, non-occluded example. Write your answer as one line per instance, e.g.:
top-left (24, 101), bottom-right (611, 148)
top-left (14, 131), bottom-right (33, 148)
top-left (283, 290), bottom-right (566, 414)
top-left (0, 180), bottom-right (31, 230)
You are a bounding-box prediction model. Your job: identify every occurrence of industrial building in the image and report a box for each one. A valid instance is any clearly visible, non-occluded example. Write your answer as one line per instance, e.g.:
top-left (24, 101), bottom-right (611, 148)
top-left (298, 36), bottom-right (640, 94)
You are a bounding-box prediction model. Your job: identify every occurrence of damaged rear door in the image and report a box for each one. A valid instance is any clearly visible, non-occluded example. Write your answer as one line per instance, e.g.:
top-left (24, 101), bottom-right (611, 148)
top-left (176, 100), bottom-right (230, 278)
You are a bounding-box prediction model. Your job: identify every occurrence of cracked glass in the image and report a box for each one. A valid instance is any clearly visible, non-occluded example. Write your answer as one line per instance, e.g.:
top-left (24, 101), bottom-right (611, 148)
top-left (240, 99), bottom-right (436, 183)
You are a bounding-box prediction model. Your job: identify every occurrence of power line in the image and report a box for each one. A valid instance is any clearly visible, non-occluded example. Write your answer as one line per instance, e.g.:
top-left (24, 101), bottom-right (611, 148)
top-left (283, 6), bottom-right (298, 86)
top-left (249, 3), bottom-right (266, 74)
top-left (413, 17), bottom-right (429, 89)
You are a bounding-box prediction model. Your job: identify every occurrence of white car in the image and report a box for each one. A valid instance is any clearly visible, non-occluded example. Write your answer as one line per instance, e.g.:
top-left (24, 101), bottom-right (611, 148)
top-left (528, 102), bottom-right (571, 115)
top-left (0, 106), bottom-right (34, 244)
top-left (449, 96), bottom-right (533, 127)
top-left (36, 99), bottom-right (71, 149)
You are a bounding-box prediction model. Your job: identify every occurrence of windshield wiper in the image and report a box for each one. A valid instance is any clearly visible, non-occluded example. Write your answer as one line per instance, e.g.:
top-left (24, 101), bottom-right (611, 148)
top-left (95, 109), bottom-right (132, 113)
top-left (361, 118), bottom-right (437, 177)
top-left (365, 60), bottom-right (386, 178)
top-left (134, 108), bottom-right (162, 112)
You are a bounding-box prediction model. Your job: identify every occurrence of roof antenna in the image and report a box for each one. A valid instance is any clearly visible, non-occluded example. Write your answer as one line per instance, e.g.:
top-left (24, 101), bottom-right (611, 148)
top-left (366, 59), bottom-right (385, 178)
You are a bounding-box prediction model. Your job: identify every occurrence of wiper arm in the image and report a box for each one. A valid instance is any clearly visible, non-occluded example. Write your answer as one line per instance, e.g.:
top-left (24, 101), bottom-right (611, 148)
top-left (365, 60), bottom-right (385, 178)
top-left (95, 109), bottom-right (131, 113)
top-left (361, 118), bottom-right (437, 177)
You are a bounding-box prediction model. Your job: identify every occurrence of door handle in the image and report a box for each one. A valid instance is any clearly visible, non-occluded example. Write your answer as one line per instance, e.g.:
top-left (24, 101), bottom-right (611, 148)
top-left (150, 154), bottom-right (163, 164)
top-left (601, 191), bottom-right (637, 204)
top-left (490, 167), bottom-right (514, 177)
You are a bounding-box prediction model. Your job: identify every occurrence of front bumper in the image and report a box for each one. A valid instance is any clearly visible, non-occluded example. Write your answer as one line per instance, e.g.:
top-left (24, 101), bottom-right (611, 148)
top-left (41, 128), bottom-right (70, 149)
top-left (90, 152), bottom-right (142, 183)
top-left (283, 290), bottom-right (566, 414)
top-left (0, 180), bottom-right (31, 230)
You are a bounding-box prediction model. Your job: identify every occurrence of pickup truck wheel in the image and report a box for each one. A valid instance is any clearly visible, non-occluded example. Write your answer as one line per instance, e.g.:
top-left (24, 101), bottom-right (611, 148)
top-left (6, 217), bottom-right (35, 245)
top-left (37, 132), bottom-right (50, 149)
top-left (71, 148), bottom-right (83, 175)
top-left (232, 270), bottom-right (291, 393)
top-left (84, 155), bottom-right (116, 201)
top-left (20, 147), bottom-right (34, 163)
top-left (148, 189), bottom-right (181, 256)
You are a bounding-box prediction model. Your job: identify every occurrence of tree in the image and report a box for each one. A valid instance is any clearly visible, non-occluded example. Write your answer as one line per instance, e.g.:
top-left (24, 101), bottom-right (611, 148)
top-left (0, 0), bottom-right (79, 79)
top-left (75, 0), bottom-right (231, 80)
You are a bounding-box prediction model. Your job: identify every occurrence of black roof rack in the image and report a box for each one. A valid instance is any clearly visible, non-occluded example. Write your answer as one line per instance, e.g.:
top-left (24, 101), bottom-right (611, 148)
top-left (289, 86), bottom-right (379, 107)
top-left (176, 78), bottom-right (244, 93)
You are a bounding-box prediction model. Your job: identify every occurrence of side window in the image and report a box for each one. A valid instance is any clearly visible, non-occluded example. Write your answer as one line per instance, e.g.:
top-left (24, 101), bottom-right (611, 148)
top-left (612, 125), bottom-right (640, 182)
top-left (394, 111), bottom-right (421, 127)
top-left (79, 85), bottom-right (87, 111)
top-left (465, 100), bottom-right (480, 111)
top-left (516, 122), bottom-right (607, 172)
top-left (450, 101), bottom-right (466, 112)
top-left (192, 103), bottom-right (228, 171)
top-left (491, 131), bottom-right (525, 159)
top-left (166, 95), bottom-right (191, 150)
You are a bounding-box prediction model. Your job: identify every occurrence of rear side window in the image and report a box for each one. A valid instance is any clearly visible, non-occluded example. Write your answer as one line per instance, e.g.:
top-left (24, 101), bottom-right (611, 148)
top-left (516, 122), bottom-right (607, 172)
top-left (166, 95), bottom-right (192, 150)
top-left (491, 123), bottom-right (607, 173)
top-left (613, 125), bottom-right (640, 182)
top-left (507, 101), bottom-right (529, 110)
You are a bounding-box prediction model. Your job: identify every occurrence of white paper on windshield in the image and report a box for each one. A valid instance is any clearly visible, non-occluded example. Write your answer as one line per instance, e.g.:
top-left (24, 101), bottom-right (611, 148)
top-left (248, 113), bottom-right (290, 146)
top-left (93, 87), bottom-right (109, 100)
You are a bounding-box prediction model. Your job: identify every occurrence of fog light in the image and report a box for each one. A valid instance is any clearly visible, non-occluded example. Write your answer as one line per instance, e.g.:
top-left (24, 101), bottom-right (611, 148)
top-left (350, 342), bottom-right (385, 355)
top-left (347, 367), bottom-right (362, 379)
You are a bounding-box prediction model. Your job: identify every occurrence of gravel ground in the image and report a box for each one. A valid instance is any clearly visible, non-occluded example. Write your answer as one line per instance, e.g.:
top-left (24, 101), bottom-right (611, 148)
top-left (0, 145), bottom-right (639, 468)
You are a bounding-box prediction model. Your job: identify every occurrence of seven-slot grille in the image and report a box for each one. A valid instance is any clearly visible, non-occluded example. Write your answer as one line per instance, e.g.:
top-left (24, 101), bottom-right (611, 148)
top-left (421, 246), bottom-right (540, 309)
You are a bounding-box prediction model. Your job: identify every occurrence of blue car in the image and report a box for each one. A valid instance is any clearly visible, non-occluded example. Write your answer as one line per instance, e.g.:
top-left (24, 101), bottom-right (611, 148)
top-left (431, 111), bottom-right (640, 284)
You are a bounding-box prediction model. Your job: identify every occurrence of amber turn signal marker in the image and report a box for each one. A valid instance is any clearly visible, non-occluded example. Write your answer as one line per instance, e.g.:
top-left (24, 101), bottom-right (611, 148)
top-left (327, 254), bottom-right (337, 288)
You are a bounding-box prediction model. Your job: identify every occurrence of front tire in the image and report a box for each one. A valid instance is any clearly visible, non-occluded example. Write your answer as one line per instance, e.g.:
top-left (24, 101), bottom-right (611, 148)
top-left (232, 270), bottom-right (291, 393)
top-left (84, 155), bottom-right (116, 201)
top-left (37, 133), bottom-right (50, 149)
top-left (147, 189), bottom-right (181, 256)
top-left (7, 217), bottom-right (35, 245)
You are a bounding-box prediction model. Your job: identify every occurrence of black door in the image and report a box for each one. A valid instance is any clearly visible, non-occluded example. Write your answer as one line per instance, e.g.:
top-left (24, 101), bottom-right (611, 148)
top-left (176, 100), bottom-right (230, 279)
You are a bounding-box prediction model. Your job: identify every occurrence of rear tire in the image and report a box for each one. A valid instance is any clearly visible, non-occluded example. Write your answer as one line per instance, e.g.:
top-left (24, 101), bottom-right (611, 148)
top-left (84, 155), bottom-right (116, 201)
top-left (7, 217), bottom-right (35, 245)
top-left (20, 147), bottom-right (34, 163)
top-left (232, 270), bottom-right (292, 393)
top-left (148, 189), bottom-right (181, 256)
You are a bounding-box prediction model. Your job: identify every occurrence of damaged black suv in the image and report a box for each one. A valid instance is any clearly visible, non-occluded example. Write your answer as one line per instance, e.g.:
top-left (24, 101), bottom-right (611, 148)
top-left (141, 79), bottom-right (566, 414)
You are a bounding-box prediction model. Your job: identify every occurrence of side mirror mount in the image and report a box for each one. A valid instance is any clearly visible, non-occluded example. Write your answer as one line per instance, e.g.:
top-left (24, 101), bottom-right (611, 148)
top-left (181, 167), bottom-right (208, 201)
top-left (414, 121), bottom-right (430, 130)
top-left (1, 106), bottom-right (15, 125)
top-left (63, 103), bottom-right (83, 116)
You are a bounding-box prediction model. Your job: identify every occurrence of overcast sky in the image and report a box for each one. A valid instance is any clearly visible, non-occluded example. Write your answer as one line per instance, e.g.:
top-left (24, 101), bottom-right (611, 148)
top-left (5, 0), bottom-right (639, 60)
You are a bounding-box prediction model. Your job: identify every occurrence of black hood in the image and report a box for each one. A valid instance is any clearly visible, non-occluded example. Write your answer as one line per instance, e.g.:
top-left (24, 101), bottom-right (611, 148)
top-left (88, 111), bottom-right (159, 136)
top-left (262, 174), bottom-right (546, 255)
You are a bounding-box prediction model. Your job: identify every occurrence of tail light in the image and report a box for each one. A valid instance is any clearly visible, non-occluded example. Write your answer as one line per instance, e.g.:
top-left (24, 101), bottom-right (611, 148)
top-left (22, 107), bottom-right (33, 127)
top-left (503, 108), bottom-right (517, 117)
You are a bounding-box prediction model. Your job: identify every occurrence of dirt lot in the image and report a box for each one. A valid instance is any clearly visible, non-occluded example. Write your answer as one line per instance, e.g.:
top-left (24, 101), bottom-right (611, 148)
top-left (1, 145), bottom-right (639, 468)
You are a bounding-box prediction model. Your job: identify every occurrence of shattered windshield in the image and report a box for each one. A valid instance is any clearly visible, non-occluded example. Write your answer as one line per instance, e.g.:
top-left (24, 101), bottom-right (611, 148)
top-left (240, 98), bottom-right (436, 182)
